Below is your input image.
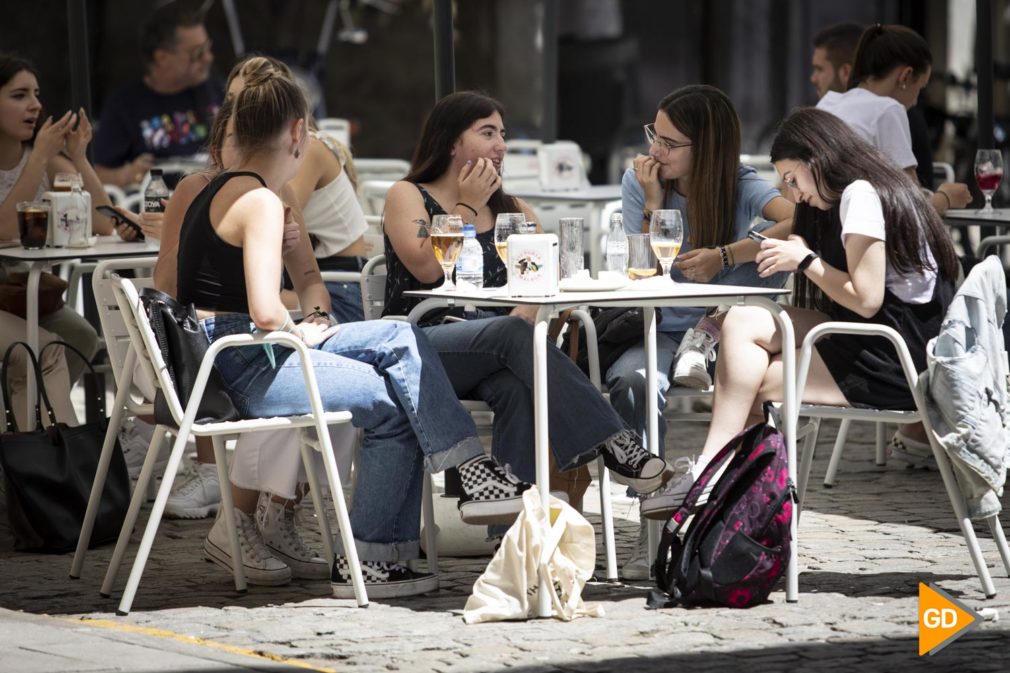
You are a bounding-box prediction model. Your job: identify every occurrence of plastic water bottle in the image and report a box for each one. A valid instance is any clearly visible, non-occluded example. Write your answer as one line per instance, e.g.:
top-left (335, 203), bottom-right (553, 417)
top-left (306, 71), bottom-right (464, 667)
top-left (144, 168), bottom-right (169, 214)
top-left (456, 223), bottom-right (484, 289)
top-left (66, 181), bottom-right (91, 247)
top-left (606, 213), bottom-right (628, 273)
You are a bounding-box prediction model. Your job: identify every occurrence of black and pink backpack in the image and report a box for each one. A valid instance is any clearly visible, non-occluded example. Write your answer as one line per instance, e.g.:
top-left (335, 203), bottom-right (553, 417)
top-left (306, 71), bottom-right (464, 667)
top-left (648, 405), bottom-right (794, 609)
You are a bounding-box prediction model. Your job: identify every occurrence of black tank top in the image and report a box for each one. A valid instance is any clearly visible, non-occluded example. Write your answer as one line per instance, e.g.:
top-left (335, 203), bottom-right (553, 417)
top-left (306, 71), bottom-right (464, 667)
top-left (382, 183), bottom-right (507, 319)
top-left (177, 171), bottom-right (268, 313)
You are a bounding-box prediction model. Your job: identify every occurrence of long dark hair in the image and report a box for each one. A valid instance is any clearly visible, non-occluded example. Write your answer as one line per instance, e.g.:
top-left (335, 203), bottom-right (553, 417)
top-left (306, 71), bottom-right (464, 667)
top-left (405, 91), bottom-right (518, 216)
top-left (657, 85), bottom-right (740, 249)
top-left (0, 53), bottom-right (42, 143)
top-left (770, 107), bottom-right (957, 310)
top-left (847, 24), bottom-right (931, 90)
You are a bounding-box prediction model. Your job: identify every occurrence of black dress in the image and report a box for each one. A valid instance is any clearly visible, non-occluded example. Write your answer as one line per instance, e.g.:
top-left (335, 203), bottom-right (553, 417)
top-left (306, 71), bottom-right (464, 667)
top-left (382, 184), bottom-right (508, 324)
top-left (815, 220), bottom-right (953, 411)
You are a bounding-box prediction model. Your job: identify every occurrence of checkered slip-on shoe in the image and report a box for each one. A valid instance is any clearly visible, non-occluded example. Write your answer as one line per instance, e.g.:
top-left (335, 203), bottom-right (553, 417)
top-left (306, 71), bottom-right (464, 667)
top-left (600, 430), bottom-right (674, 494)
top-left (457, 456), bottom-right (530, 525)
top-left (330, 556), bottom-right (439, 599)
top-left (889, 432), bottom-right (936, 470)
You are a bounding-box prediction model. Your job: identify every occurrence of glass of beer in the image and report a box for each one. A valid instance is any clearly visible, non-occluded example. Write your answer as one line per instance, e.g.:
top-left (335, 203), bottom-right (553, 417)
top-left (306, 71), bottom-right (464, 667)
top-left (627, 234), bottom-right (658, 280)
top-left (53, 172), bottom-right (83, 192)
top-left (649, 209), bottom-right (684, 282)
top-left (16, 201), bottom-right (49, 249)
top-left (494, 212), bottom-right (525, 265)
top-left (430, 214), bottom-right (464, 289)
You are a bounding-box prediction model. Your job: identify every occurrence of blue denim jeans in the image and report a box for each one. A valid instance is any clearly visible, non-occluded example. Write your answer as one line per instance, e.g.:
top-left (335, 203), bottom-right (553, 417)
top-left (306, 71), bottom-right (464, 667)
top-left (605, 331), bottom-right (684, 453)
top-left (203, 315), bottom-right (484, 562)
top-left (423, 315), bottom-right (628, 481)
top-left (324, 280), bottom-right (365, 324)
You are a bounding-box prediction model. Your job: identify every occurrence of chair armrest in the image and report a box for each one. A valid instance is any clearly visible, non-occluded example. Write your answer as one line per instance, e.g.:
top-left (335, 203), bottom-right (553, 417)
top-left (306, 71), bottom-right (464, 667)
top-left (796, 321), bottom-right (920, 405)
top-left (319, 270), bottom-right (361, 284)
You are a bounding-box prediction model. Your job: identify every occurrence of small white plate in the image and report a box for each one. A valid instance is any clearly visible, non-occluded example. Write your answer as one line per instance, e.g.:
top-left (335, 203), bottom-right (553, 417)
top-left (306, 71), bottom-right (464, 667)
top-left (559, 274), bottom-right (628, 292)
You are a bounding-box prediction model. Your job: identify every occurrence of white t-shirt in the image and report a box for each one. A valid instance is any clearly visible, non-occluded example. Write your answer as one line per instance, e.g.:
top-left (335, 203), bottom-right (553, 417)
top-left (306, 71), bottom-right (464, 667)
top-left (817, 89), bottom-right (917, 171)
top-left (838, 180), bottom-right (936, 303)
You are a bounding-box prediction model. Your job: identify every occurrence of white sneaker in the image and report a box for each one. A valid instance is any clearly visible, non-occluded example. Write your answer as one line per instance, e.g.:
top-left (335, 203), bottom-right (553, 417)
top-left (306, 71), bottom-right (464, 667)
top-left (203, 507), bottom-right (291, 586)
top-left (640, 456), bottom-right (714, 520)
top-left (118, 418), bottom-right (167, 479)
top-left (256, 494), bottom-right (329, 580)
top-left (672, 328), bottom-right (717, 390)
top-left (889, 431), bottom-right (936, 470)
top-left (164, 462), bottom-right (220, 519)
top-left (622, 518), bottom-right (652, 581)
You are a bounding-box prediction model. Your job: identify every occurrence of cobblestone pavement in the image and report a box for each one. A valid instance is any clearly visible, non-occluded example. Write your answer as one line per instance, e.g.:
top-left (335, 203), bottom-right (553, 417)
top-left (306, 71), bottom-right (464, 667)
top-left (2, 420), bottom-right (1010, 672)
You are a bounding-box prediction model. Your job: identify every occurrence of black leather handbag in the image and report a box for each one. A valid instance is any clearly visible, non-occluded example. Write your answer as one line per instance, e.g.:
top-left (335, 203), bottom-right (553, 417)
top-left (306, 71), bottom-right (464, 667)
top-left (0, 341), bottom-right (130, 553)
top-left (138, 287), bottom-right (239, 426)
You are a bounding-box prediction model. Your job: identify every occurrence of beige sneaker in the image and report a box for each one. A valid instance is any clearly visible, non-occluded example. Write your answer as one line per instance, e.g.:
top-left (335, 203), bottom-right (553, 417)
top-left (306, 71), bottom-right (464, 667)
top-left (256, 494), bottom-right (329, 580)
top-left (203, 507), bottom-right (291, 586)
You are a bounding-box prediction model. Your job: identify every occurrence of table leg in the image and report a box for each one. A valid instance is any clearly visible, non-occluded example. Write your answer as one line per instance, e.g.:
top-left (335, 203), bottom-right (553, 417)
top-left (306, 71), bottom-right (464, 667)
top-left (533, 306), bottom-right (552, 618)
top-left (24, 262), bottom-right (43, 431)
top-left (643, 305), bottom-right (661, 566)
top-left (750, 297), bottom-right (798, 602)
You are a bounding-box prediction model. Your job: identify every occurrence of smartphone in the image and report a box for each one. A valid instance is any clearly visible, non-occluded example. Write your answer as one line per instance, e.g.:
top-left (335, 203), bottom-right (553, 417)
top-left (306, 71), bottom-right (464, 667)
top-left (96, 205), bottom-right (145, 240)
top-left (747, 229), bottom-right (768, 242)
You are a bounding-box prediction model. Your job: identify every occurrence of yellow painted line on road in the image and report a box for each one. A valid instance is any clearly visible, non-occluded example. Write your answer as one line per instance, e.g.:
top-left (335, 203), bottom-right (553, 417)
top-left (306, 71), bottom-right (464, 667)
top-left (75, 618), bottom-right (337, 673)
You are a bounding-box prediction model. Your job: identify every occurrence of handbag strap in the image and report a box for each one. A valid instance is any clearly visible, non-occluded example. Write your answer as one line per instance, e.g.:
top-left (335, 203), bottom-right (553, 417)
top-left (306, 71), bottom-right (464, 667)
top-left (38, 340), bottom-right (103, 419)
top-left (1, 341), bottom-right (46, 433)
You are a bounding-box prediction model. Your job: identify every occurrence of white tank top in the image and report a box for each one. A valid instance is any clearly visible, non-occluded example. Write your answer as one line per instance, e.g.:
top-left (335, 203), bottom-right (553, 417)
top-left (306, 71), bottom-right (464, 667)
top-left (302, 136), bottom-right (368, 258)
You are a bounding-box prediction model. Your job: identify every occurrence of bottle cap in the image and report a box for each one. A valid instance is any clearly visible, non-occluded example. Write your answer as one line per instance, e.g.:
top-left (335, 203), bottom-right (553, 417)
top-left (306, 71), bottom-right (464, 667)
top-left (463, 223), bottom-right (477, 236)
top-left (150, 168), bottom-right (163, 177)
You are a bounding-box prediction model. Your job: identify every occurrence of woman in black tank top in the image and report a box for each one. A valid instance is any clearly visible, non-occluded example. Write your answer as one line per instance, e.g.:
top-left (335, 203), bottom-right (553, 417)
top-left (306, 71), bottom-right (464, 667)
top-left (380, 92), bottom-right (676, 522)
top-left (693, 108), bottom-right (959, 477)
top-left (175, 74), bottom-right (555, 599)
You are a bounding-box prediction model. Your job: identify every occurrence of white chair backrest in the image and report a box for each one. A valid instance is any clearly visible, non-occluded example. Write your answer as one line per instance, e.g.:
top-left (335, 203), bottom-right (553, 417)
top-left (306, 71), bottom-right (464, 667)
top-left (92, 258), bottom-right (157, 392)
top-left (113, 277), bottom-right (187, 426)
top-left (355, 159), bottom-right (410, 184)
top-left (359, 179), bottom-right (396, 216)
top-left (933, 161), bottom-right (955, 185)
top-left (316, 117), bottom-right (351, 147)
top-left (360, 255), bottom-right (388, 321)
top-left (502, 140), bottom-right (543, 192)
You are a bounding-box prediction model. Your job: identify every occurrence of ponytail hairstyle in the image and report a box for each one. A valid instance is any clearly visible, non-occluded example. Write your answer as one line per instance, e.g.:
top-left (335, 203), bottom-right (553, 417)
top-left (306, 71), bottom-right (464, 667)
top-left (770, 107), bottom-right (957, 310)
top-left (405, 91), bottom-right (518, 216)
top-left (656, 85), bottom-right (741, 249)
top-left (847, 24), bottom-right (931, 90)
top-left (226, 54), bottom-right (358, 187)
top-left (229, 63), bottom-right (308, 159)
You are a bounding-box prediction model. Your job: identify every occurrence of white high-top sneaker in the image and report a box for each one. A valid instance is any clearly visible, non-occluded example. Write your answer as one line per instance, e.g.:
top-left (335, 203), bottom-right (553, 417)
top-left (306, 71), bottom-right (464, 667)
top-left (256, 494), bottom-right (329, 580)
top-left (164, 462), bottom-right (220, 519)
top-left (622, 518), bottom-right (653, 581)
top-left (203, 507), bottom-right (291, 586)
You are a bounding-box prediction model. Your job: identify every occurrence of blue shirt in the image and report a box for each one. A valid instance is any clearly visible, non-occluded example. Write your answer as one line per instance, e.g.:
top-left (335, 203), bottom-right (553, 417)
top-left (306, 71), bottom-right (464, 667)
top-left (621, 164), bottom-right (786, 333)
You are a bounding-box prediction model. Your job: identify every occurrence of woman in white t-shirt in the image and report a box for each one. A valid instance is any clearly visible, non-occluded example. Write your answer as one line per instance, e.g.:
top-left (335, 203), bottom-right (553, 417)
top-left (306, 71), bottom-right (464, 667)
top-left (815, 24), bottom-right (970, 214)
top-left (688, 108), bottom-right (959, 496)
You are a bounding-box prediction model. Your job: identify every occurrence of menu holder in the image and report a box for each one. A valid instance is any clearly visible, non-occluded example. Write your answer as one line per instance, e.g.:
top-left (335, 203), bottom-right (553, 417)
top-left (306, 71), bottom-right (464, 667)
top-left (507, 234), bottom-right (559, 297)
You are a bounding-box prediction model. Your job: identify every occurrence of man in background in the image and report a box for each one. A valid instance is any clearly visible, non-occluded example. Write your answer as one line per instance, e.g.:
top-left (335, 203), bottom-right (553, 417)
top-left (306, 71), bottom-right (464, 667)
top-left (810, 22), bottom-right (864, 99)
top-left (94, 0), bottom-right (223, 187)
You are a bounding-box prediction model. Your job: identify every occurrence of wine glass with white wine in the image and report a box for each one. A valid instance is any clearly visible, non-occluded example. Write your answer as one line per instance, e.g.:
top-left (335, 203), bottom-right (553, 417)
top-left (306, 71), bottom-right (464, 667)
top-left (649, 209), bottom-right (684, 282)
top-left (494, 212), bottom-right (526, 265)
top-left (430, 214), bottom-right (465, 290)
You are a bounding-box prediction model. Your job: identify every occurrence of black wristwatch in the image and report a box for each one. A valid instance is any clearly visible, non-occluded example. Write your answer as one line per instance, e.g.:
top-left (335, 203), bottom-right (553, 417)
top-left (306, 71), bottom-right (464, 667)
top-left (797, 251), bottom-right (820, 273)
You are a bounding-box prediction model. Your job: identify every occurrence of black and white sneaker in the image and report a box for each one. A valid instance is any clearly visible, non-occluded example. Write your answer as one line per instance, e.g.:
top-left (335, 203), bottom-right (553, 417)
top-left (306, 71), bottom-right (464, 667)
top-left (599, 430), bottom-right (674, 494)
top-left (457, 456), bottom-right (530, 525)
top-left (330, 556), bottom-right (439, 599)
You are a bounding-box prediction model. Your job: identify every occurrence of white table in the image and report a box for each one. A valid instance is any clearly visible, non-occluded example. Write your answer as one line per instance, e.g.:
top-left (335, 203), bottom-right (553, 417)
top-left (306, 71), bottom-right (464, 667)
top-left (510, 185), bottom-right (623, 274)
top-left (407, 281), bottom-right (797, 617)
top-left (943, 208), bottom-right (1010, 259)
top-left (0, 236), bottom-right (160, 428)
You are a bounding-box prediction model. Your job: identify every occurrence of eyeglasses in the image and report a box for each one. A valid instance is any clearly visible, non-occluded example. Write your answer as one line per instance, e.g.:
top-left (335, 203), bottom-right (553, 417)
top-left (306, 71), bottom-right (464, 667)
top-left (178, 38), bottom-right (213, 63)
top-left (644, 123), bottom-right (692, 154)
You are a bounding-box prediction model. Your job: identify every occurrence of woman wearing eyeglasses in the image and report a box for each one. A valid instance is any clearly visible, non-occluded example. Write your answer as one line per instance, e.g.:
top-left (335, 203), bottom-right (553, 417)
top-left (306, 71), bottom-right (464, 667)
top-left (612, 86), bottom-right (794, 575)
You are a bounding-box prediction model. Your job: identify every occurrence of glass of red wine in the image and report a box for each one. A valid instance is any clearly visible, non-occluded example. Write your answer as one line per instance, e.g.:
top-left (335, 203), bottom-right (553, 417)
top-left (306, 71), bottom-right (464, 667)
top-left (974, 149), bottom-right (1004, 214)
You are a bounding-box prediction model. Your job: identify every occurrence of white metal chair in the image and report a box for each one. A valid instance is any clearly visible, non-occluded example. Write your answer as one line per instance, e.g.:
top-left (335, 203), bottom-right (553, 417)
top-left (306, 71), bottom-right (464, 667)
top-left (794, 322), bottom-right (1010, 597)
top-left (72, 276), bottom-right (368, 614)
top-left (933, 161), bottom-right (956, 185)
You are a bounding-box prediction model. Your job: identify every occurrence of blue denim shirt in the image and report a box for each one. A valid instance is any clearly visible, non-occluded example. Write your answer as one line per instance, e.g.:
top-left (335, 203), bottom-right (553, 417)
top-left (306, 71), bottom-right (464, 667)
top-left (621, 165), bottom-right (788, 333)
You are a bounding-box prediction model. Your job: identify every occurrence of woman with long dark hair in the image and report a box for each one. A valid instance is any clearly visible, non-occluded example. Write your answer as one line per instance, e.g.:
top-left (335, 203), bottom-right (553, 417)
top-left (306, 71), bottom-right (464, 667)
top-left (382, 91), bottom-right (674, 514)
top-left (691, 107), bottom-right (958, 495)
top-left (616, 85), bottom-right (794, 540)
